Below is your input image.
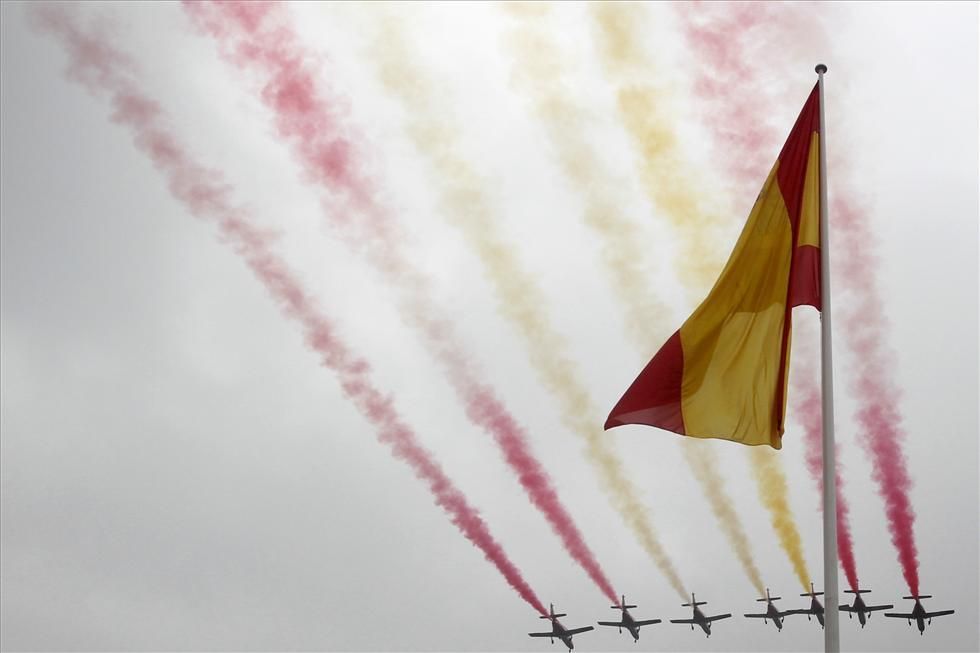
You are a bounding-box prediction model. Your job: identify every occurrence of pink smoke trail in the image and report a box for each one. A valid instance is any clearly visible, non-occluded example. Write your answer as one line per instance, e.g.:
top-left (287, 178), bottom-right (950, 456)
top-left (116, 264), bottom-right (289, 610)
top-left (794, 324), bottom-right (860, 591)
top-left (676, 0), bottom-right (864, 588)
top-left (32, 3), bottom-right (547, 616)
top-left (830, 195), bottom-right (919, 595)
top-left (182, 0), bottom-right (620, 604)
top-left (677, 1), bottom-right (776, 188)
top-left (677, 1), bottom-right (828, 191)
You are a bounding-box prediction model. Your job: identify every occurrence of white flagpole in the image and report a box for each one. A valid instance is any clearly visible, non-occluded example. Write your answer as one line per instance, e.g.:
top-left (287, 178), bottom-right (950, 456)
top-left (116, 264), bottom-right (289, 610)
top-left (816, 63), bottom-right (840, 653)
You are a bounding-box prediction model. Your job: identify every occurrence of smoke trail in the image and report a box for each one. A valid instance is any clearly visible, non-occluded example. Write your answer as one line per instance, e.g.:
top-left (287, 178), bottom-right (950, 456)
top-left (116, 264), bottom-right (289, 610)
top-left (31, 3), bottom-right (547, 615)
top-left (501, 4), bottom-right (669, 350)
top-left (794, 323), bottom-right (860, 591)
top-left (682, 443), bottom-right (764, 595)
top-left (675, 2), bottom-right (780, 189)
top-left (831, 195), bottom-right (919, 595)
top-left (676, 0), bottom-right (864, 589)
top-left (365, 13), bottom-right (686, 598)
top-left (590, 2), bottom-right (728, 299)
top-left (593, 2), bottom-right (813, 592)
top-left (749, 447), bottom-right (810, 590)
top-left (503, 4), bottom-right (766, 595)
top-left (182, 0), bottom-right (620, 603)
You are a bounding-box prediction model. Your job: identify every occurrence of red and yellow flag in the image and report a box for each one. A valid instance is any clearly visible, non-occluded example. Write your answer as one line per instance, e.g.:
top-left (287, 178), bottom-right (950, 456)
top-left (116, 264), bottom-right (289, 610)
top-left (605, 84), bottom-right (822, 448)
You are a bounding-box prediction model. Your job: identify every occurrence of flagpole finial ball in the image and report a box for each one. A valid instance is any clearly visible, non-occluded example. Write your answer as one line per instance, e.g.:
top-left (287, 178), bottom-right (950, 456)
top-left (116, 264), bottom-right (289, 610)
top-left (815, 64), bottom-right (828, 74)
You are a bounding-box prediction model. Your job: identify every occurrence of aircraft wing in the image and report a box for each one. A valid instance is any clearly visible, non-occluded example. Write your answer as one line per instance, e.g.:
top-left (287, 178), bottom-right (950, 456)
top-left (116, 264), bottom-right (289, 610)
top-left (838, 605), bottom-right (856, 612)
top-left (597, 621), bottom-right (624, 627)
top-left (528, 632), bottom-right (554, 638)
top-left (706, 613), bottom-right (732, 622)
top-left (866, 604), bottom-right (893, 612)
top-left (883, 612), bottom-right (914, 619)
top-left (669, 618), bottom-right (695, 624)
top-left (743, 613), bottom-right (769, 619)
top-left (565, 626), bottom-right (594, 636)
top-left (925, 610), bottom-right (955, 619)
top-left (634, 619), bottom-right (662, 626)
top-left (783, 609), bottom-right (811, 616)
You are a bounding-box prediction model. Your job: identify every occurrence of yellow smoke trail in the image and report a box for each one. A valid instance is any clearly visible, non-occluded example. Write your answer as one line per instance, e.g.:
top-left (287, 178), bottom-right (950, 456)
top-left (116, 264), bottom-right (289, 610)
top-left (683, 442), bottom-right (765, 595)
top-left (750, 446), bottom-right (811, 589)
top-left (502, 6), bottom-right (668, 350)
top-left (591, 2), bottom-right (728, 301)
top-left (502, 4), bottom-right (769, 594)
top-left (368, 14), bottom-right (687, 598)
top-left (592, 2), bottom-right (813, 592)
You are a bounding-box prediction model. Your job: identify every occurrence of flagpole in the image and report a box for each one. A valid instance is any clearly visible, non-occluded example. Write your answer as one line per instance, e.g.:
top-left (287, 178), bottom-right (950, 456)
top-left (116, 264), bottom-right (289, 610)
top-left (815, 63), bottom-right (840, 653)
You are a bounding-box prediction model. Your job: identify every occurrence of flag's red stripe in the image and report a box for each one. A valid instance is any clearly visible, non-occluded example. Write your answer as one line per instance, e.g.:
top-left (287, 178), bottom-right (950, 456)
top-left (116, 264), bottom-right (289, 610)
top-left (604, 330), bottom-right (685, 434)
top-left (772, 84), bottom-right (821, 437)
top-left (789, 245), bottom-right (821, 309)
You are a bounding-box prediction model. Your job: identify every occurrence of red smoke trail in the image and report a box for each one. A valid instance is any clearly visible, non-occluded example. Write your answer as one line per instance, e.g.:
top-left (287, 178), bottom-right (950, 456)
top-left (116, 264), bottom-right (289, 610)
top-left (676, 1), bottom-right (864, 588)
top-left (32, 4), bottom-right (547, 616)
top-left (682, 0), bottom-right (921, 596)
top-left (794, 324), bottom-right (860, 591)
top-left (677, 1), bottom-right (827, 191)
top-left (182, 0), bottom-right (620, 604)
top-left (829, 195), bottom-right (919, 595)
top-left (676, 1), bottom-right (780, 189)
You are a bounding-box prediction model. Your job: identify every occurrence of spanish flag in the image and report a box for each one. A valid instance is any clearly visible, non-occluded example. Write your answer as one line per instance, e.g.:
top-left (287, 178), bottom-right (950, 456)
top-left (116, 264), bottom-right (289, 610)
top-left (605, 84), bottom-right (822, 448)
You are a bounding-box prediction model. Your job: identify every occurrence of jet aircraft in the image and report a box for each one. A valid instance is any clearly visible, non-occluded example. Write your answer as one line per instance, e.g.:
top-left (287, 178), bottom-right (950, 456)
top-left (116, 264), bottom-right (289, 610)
top-left (743, 588), bottom-right (795, 632)
top-left (788, 583), bottom-right (825, 628)
top-left (668, 593), bottom-right (731, 638)
top-left (528, 603), bottom-right (594, 652)
top-left (884, 595), bottom-right (954, 635)
top-left (596, 594), bottom-right (661, 642)
top-left (839, 588), bottom-right (892, 628)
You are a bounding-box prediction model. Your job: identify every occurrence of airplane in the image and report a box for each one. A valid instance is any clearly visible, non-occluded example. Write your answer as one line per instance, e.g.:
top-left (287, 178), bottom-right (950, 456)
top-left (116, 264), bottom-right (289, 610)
top-left (743, 588), bottom-right (795, 632)
top-left (596, 594), bottom-right (661, 642)
top-left (838, 587), bottom-right (893, 628)
top-left (884, 595), bottom-right (955, 635)
top-left (787, 582), bottom-right (825, 628)
top-left (668, 593), bottom-right (732, 638)
top-left (528, 603), bottom-right (594, 652)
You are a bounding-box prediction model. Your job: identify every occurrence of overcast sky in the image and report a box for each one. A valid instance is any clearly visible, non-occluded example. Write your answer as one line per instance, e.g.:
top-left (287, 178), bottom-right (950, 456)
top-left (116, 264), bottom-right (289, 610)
top-left (1, 2), bottom-right (977, 652)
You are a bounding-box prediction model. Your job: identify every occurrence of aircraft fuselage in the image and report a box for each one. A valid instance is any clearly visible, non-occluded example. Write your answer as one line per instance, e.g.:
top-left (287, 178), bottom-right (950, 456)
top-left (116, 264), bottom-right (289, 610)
top-left (852, 595), bottom-right (869, 626)
top-left (765, 603), bottom-right (784, 631)
top-left (619, 612), bottom-right (641, 641)
top-left (692, 607), bottom-right (712, 636)
top-left (910, 602), bottom-right (928, 634)
top-left (809, 598), bottom-right (825, 627)
top-left (549, 623), bottom-right (575, 651)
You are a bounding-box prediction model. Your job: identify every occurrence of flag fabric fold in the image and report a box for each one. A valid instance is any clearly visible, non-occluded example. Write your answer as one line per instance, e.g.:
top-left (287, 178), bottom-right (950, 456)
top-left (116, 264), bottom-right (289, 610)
top-left (605, 84), bottom-right (821, 448)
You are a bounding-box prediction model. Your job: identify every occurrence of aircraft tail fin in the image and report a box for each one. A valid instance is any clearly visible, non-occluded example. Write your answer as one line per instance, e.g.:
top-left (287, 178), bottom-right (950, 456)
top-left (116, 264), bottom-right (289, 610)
top-left (682, 593), bottom-right (706, 607)
top-left (613, 595), bottom-right (637, 610)
top-left (843, 589), bottom-right (870, 594)
top-left (903, 595), bottom-right (932, 600)
top-left (757, 596), bottom-right (782, 602)
top-left (541, 613), bottom-right (567, 619)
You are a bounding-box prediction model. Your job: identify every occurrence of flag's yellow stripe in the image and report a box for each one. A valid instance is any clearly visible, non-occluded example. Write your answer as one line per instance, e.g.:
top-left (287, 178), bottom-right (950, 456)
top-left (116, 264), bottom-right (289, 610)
top-left (798, 134), bottom-right (821, 248)
top-left (678, 164), bottom-right (793, 446)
